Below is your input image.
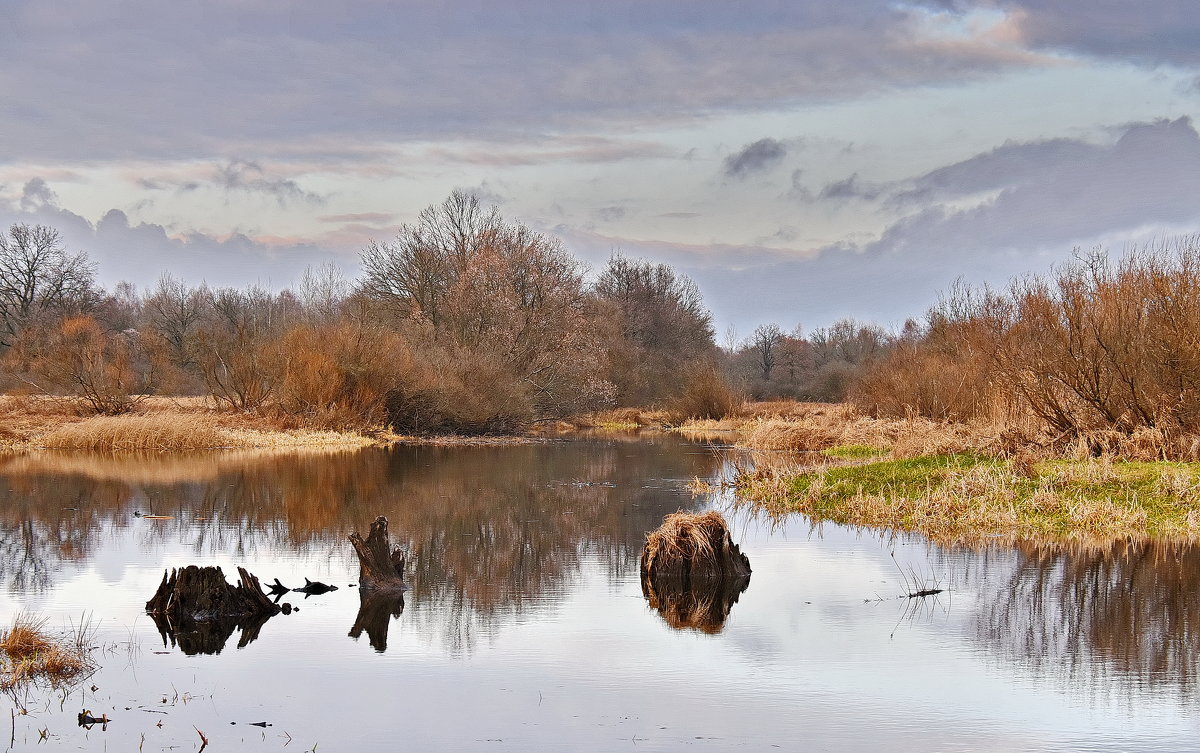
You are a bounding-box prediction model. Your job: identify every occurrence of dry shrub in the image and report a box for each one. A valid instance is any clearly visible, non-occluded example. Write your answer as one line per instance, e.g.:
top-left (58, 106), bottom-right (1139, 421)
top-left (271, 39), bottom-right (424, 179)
top-left (665, 366), bottom-right (741, 423)
top-left (385, 349), bottom-right (533, 435)
top-left (853, 240), bottom-right (1200, 460)
top-left (271, 321), bottom-right (413, 429)
top-left (39, 414), bottom-right (226, 451)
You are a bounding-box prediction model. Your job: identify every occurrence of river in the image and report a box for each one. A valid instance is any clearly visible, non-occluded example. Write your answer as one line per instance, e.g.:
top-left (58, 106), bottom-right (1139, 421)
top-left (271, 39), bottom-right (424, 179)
top-left (0, 435), bottom-right (1197, 751)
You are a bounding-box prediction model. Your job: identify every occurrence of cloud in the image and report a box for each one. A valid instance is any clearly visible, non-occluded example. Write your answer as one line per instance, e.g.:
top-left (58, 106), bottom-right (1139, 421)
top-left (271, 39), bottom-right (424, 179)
top-left (19, 178), bottom-right (57, 211)
top-left (595, 206), bottom-right (627, 222)
top-left (550, 117), bottom-right (1200, 330)
top-left (818, 173), bottom-right (885, 201)
top-left (1, 1), bottom-right (1050, 164)
top-left (997, 1), bottom-right (1200, 67)
top-left (0, 194), bottom-right (343, 291)
top-left (318, 212), bottom-right (396, 224)
top-left (723, 138), bottom-right (788, 179)
top-left (214, 160), bottom-right (324, 205)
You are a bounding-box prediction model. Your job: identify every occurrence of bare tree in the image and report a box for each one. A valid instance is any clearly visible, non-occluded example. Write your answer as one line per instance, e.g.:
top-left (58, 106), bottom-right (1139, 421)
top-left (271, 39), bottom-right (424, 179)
top-left (0, 223), bottom-right (97, 347)
top-left (751, 324), bottom-right (783, 381)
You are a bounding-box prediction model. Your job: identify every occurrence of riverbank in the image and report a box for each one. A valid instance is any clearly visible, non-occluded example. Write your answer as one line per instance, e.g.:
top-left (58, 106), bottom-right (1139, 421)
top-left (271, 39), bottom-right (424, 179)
top-left (0, 396), bottom-right (384, 452)
top-left (680, 402), bottom-right (1200, 543)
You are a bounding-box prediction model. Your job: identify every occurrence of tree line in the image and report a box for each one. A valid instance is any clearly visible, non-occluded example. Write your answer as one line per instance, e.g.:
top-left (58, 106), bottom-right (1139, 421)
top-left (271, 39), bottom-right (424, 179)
top-left (0, 192), bottom-right (731, 432)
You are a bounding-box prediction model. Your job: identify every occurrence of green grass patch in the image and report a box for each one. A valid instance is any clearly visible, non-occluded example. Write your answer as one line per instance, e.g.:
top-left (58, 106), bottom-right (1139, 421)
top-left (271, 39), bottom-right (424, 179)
top-left (740, 453), bottom-right (1200, 542)
top-left (819, 444), bottom-right (890, 460)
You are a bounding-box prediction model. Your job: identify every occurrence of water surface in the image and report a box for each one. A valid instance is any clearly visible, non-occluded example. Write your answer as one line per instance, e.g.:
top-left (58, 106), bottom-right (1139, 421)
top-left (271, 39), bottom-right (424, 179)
top-left (1, 436), bottom-right (1198, 751)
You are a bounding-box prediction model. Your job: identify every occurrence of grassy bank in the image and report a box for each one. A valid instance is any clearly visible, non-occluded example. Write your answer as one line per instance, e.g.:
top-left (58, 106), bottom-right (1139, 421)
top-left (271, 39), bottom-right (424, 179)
top-left (735, 449), bottom-right (1200, 543)
top-left (659, 401), bottom-right (1200, 543)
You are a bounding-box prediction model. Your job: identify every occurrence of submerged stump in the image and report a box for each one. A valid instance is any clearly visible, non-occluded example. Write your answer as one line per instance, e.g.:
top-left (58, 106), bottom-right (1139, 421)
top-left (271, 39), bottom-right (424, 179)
top-left (640, 511), bottom-right (751, 633)
top-left (348, 516), bottom-right (407, 592)
top-left (145, 565), bottom-right (282, 655)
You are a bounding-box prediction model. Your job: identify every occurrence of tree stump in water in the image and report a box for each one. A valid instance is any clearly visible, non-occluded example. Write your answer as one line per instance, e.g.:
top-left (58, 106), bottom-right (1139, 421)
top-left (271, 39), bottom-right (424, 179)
top-left (145, 565), bottom-right (282, 655)
top-left (640, 511), bottom-right (751, 582)
top-left (348, 516), bottom-right (406, 592)
top-left (640, 511), bottom-right (750, 632)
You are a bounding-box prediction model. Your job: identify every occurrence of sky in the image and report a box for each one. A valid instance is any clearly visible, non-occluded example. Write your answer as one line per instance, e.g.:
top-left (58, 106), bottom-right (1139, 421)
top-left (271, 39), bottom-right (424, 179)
top-left (3, 1), bottom-right (1200, 337)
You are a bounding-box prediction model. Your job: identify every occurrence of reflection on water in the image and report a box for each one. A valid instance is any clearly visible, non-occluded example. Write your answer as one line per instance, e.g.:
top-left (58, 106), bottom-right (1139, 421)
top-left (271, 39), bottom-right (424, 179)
top-left (0, 436), bottom-right (719, 652)
top-left (964, 539), bottom-right (1200, 699)
top-left (641, 572), bottom-right (749, 633)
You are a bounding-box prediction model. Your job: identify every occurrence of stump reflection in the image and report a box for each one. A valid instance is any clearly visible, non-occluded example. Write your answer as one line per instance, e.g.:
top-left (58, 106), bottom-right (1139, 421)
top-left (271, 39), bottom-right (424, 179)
top-left (641, 572), bottom-right (750, 634)
top-left (349, 590), bottom-right (406, 652)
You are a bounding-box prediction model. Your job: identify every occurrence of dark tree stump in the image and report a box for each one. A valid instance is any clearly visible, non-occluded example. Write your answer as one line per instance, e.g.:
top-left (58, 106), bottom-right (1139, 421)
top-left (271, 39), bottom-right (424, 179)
top-left (145, 565), bottom-right (281, 654)
top-left (348, 516), bottom-right (406, 592)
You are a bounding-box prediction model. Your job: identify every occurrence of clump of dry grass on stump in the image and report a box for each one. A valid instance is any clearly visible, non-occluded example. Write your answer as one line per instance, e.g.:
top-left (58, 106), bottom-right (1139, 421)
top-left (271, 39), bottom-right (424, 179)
top-left (640, 511), bottom-right (751, 633)
top-left (641, 511), bottom-right (751, 582)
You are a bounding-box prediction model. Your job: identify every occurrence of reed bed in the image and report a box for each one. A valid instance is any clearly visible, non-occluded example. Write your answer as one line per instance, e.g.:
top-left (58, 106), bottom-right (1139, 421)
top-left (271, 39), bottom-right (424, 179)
top-left (38, 414), bottom-right (228, 450)
top-left (0, 614), bottom-right (95, 691)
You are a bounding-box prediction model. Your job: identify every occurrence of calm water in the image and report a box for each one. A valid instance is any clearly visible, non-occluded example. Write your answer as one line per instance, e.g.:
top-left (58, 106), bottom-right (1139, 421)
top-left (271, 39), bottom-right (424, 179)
top-left (1, 435), bottom-right (1199, 751)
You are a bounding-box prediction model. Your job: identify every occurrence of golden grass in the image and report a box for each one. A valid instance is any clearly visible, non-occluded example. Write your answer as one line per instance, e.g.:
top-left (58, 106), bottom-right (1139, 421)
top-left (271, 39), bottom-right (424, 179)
top-left (643, 510), bottom-right (726, 571)
top-left (39, 414), bottom-right (228, 450)
top-left (0, 614), bottom-right (95, 691)
top-left (0, 395), bottom-right (381, 451)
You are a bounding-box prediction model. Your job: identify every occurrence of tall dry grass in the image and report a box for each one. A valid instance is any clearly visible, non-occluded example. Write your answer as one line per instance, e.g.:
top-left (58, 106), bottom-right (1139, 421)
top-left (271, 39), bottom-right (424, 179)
top-left (1, 613), bottom-right (96, 690)
top-left (38, 414), bottom-right (227, 450)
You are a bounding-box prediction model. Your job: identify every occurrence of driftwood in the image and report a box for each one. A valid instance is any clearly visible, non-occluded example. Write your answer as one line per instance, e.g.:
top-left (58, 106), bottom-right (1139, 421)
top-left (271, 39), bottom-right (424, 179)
top-left (348, 516), bottom-right (406, 592)
top-left (640, 511), bottom-right (750, 633)
top-left (145, 565), bottom-right (282, 655)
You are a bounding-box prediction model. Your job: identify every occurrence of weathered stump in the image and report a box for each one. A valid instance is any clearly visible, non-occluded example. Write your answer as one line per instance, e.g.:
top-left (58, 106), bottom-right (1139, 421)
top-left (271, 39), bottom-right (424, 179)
top-left (146, 565), bottom-right (282, 655)
top-left (348, 516), bottom-right (406, 592)
top-left (639, 511), bottom-right (750, 633)
top-left (640, 511), bottom-right (751, 582)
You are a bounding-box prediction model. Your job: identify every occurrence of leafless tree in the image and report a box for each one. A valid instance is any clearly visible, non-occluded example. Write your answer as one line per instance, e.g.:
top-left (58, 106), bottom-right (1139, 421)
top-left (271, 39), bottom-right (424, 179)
top-left (751, 324), bottom-right (783, 381)
top-left (0, 223), bottom-right (97, 347)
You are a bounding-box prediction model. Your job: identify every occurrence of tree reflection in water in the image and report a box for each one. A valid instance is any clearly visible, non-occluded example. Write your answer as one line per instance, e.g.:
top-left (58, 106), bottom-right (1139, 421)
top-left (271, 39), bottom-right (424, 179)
top-left (961, 538), bottom-right (1200, 700)
top-left (0, 436), bottom-right (721, 652)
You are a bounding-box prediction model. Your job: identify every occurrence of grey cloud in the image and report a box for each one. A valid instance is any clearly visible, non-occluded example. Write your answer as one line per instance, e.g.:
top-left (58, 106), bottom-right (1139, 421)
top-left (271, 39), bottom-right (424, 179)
top-left (596, 206), bottom-right (627, 222)
top-left (819, 173), bottom-right (884, 201)
top-left (215, 160), bottom-right (324, 206)
top-left (723, 139), bottom-right (788, 179)
top-left (998, 1), bottom-right (1200, 67)
top-left (318, 212), bottom-right (396, 225)
top-left (19, 178), bottom-right (58, 211)
top-left (891, 137), bottom-right (1101, 206)
top-left (1, 1), bottom-right (1041, 164)
top-left (0, 200), bottom-right (342, 292)
top-left (555, 117), bottom-right (1200, 331)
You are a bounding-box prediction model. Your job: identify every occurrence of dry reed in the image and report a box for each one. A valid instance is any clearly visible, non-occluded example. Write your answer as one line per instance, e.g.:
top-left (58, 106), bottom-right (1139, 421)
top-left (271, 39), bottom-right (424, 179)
top-left (0, 613), bottom-right (95, 690)
top-left (643, 510), bottom-right (725, 571)
top-left (38, 414), bottom-right (228, 451)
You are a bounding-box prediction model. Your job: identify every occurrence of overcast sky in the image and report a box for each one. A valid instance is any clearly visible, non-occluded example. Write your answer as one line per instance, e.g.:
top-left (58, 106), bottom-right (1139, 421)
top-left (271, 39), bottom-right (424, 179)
top-left (3, 1), bottom-right (1200, 336)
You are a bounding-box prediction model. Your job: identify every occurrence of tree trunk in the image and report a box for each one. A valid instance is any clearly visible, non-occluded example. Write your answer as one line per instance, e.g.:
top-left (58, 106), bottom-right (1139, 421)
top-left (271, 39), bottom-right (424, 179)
top-left (348, 516), bottom-right (407, 591)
